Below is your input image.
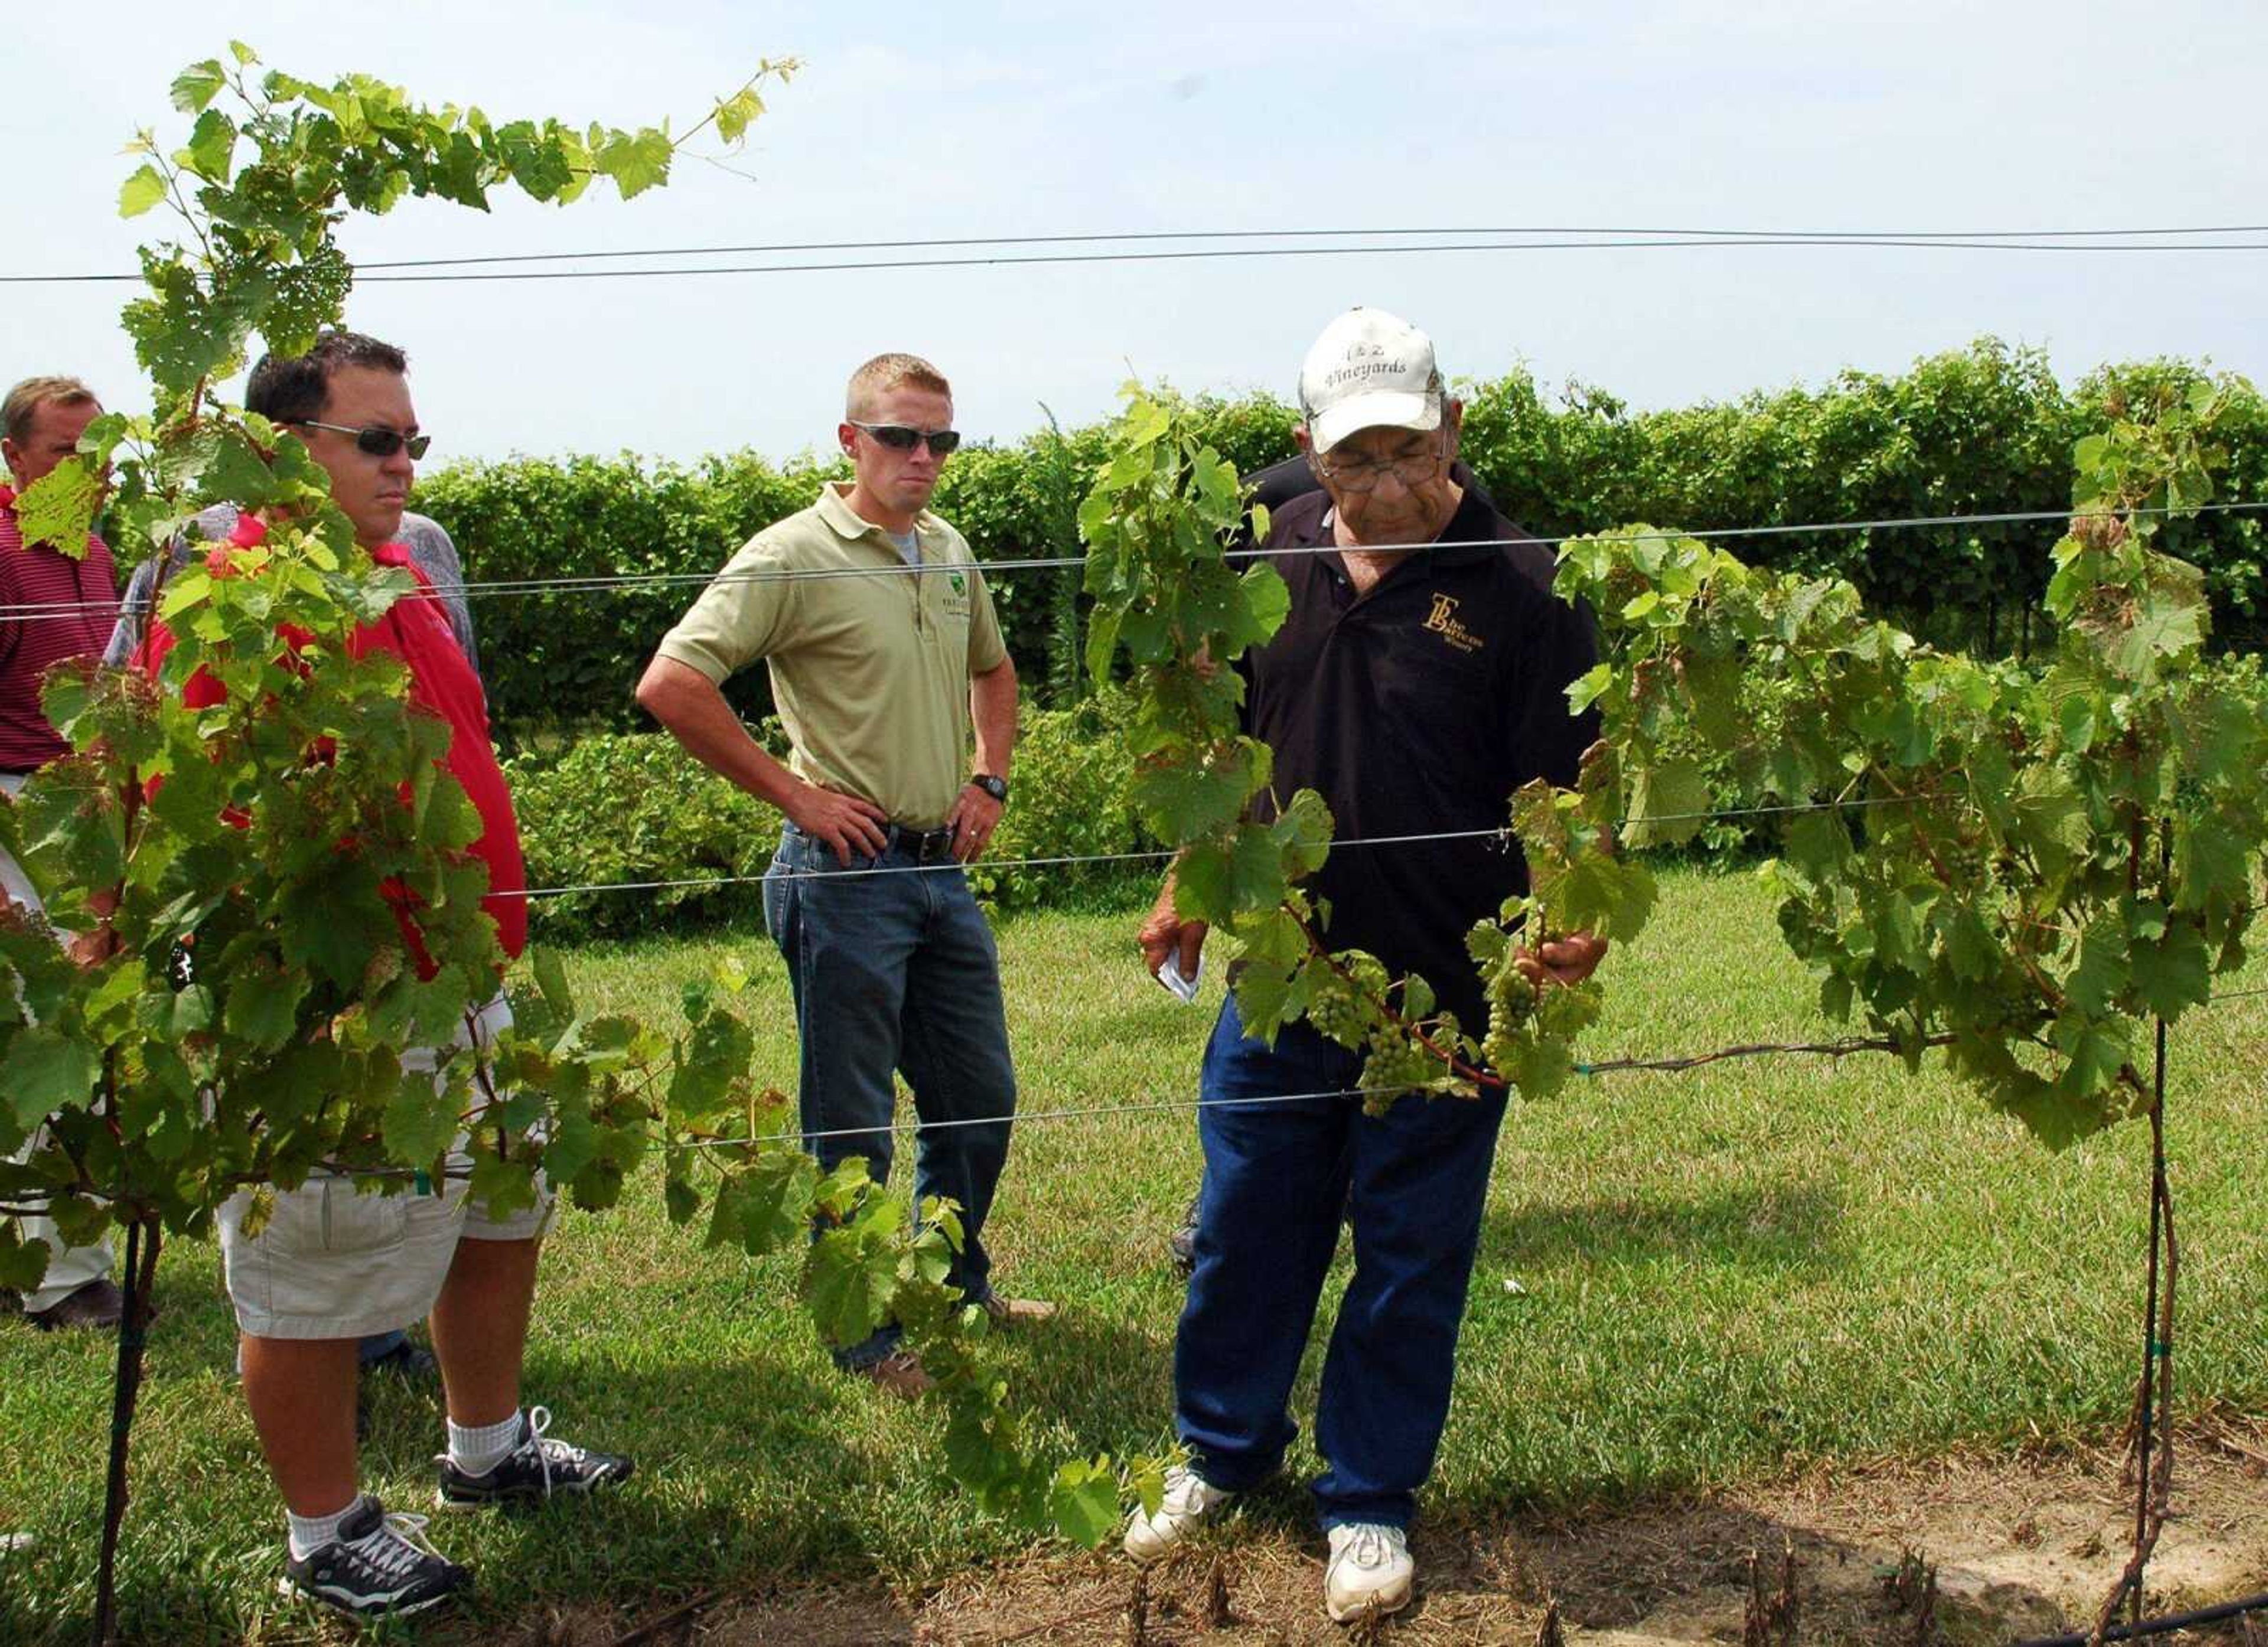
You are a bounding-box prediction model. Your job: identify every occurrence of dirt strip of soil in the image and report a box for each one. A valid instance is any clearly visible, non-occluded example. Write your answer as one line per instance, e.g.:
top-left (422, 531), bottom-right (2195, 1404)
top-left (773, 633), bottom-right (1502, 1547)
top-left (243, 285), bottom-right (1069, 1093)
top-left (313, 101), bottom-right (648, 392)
top-left (484, 1422), bottom-right (2268, 1647)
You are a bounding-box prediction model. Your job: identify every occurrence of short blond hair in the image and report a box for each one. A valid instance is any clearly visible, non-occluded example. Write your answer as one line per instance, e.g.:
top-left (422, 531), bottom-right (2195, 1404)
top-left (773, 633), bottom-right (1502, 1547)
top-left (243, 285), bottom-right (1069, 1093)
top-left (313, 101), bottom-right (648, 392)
top-left (845, 353), bottom-right (951, 420)
top-left (2, 376), bottom-right (100, 445)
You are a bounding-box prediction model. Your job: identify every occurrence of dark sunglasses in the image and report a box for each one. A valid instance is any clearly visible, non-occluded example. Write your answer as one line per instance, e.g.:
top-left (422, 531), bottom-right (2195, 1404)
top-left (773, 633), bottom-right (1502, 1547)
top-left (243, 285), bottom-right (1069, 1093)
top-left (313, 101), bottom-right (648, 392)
top-left (849, 420), bottom-right (960, 455)
top-left (289, 419), bottom-right (432, 460)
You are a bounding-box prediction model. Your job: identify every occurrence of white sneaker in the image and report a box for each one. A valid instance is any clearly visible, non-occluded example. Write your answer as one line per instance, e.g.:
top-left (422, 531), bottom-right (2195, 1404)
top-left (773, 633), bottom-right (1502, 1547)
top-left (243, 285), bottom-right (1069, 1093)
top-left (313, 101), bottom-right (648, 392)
top-left (1122, 1464), bottom-right (1232, 1563)
top-left (1325, 1522), bottom-right (1414, 1622)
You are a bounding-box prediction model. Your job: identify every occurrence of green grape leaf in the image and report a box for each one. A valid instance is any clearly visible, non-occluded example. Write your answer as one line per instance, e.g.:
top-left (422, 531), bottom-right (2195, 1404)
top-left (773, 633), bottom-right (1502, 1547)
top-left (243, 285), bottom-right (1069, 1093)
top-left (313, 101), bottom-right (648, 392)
top-left (530, 945), bottom-right (578, 1024)
top-left (1271, 788), bottom-right (1334, 878)
top-left (178, 108), bottom-right (237, 182)
top-left (1, 1030), bottom-right (101, 1130)
top-left (467, 1148), bottom-right (540, 1222)
top-left (713, 87), bottom-right (765, 146)
top-left (592, 126), bottom-right (673, 200)
top-left (2172, 814), bottom-right (2251, 914)
top-left (807, 1225), bottom-right (898, 1348)
top-left (2064, 915), bottom-right (2129, 1017)
top-left (223, 958), bottom-right (309, 1052)
top-left (2052, 1011), bottom-right (2134, 1101)
top-left (2130, 920), bottom-right (2211, 1021)
top-left (1128, 738), bottom-right (1266, 842)
top-left (1174, 828), bottom-right (1289, 922)
top-left (12, 459), bottom-right (104, 555)
top-left (1542, 849), bottom-right (1657, 942)
top-left (1048, 1457), bottom-right (1122, 1549)
top-left (1501, 1028), bottom-right (1576, 1100)
top-left (1621, 755), bottom-right (1710, 849)
top-left (663, 1173), bottom-right (700, 1227)
top-left (541, 1088), bottom-right (598, 1188)
top-left (119, 164), bottom-right (169, 218)
top-left (170, 59), bottom-right (227, 114)
top-left (707, 1149), bottom-right (813, 1255)
top-left (0, 1225), bottom-right (53, 1291)
top-left (1236, 563), bottom-right (1292, 647)
top-left (381, 1068), bottom-right (460, 1170)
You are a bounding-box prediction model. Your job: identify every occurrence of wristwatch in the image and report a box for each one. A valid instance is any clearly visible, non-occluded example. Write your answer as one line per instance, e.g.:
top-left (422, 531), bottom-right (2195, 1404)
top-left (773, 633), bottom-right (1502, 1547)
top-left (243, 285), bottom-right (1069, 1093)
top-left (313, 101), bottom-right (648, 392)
top-left (970, 772), bottom-right (1009, 803)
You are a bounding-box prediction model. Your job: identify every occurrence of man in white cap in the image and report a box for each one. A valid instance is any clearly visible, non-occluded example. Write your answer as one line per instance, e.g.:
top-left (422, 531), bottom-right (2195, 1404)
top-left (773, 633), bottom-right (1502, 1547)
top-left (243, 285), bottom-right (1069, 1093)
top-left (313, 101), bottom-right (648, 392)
top-left (1128, 309), bottom-right (1607, 1622)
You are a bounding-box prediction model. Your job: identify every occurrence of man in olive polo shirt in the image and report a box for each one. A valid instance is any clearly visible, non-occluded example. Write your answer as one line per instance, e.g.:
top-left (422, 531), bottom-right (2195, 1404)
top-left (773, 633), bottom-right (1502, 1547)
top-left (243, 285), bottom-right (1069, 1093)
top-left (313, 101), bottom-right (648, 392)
top-left (636, 352), bottom-right (1048, 1396)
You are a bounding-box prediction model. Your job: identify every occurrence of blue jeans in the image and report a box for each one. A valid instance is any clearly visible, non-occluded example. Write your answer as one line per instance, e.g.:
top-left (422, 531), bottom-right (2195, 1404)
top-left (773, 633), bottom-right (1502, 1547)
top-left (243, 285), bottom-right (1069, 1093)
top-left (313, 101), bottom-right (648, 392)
top-left (357, 1330), bottom-right (407, 1365)
top-left (763, 823), bottom-right (1018, 1368)
top-left (1175, 994), bottom-right (1509, 1530)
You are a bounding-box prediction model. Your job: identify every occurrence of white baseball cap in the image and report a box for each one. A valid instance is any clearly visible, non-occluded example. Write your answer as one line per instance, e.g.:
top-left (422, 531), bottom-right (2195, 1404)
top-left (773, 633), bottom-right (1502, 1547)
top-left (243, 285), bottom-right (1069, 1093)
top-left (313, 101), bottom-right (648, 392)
top-left (1297, 308), bottom-right (1443, 456)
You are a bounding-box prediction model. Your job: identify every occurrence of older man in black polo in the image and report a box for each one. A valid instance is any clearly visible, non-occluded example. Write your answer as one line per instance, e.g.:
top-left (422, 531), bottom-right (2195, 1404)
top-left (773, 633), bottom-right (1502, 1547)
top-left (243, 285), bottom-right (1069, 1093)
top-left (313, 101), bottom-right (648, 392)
top-left (1129, 309), bottom-right (1607, 1623)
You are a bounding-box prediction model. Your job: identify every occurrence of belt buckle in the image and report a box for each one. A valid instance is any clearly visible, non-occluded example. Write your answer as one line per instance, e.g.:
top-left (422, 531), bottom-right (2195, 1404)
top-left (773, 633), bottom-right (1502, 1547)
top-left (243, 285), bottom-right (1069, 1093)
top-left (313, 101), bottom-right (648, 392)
top-left (893, 823), bottom-right (952, 863)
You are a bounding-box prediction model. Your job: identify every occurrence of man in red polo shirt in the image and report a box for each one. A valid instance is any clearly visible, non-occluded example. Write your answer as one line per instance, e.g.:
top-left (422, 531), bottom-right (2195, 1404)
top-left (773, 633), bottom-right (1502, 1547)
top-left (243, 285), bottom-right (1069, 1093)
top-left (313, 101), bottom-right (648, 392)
top-left (131, 332), bottom-right (629, 1619)
top-left (0, 374), bottom-right (124, 1331)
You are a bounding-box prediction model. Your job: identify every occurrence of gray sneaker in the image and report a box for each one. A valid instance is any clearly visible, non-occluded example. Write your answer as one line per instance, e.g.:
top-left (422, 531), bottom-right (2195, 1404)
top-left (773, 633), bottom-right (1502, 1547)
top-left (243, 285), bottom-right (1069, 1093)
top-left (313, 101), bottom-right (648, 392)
top-left (434, 1407), bottom-right (633, 1510)
top-left (280, 1495), bottom-right (470, 1617)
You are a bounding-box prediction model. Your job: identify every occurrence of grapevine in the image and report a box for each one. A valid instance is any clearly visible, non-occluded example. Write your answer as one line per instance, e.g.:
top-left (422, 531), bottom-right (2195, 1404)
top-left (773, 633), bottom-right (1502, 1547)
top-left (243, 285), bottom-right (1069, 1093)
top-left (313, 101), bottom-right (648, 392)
top-left (0, 47), bottom-right (1136, 1639)
top-left (1080, 374), bottom-right (2267, 1630)
top-left (1081, 379), bottom-right (2264, 1136)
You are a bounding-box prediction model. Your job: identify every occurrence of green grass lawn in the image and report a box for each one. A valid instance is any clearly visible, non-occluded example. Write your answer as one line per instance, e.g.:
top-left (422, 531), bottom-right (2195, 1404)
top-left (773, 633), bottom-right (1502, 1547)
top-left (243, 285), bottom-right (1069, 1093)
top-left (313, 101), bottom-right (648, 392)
top-left (2, 866), bottom-right (2263, 1643)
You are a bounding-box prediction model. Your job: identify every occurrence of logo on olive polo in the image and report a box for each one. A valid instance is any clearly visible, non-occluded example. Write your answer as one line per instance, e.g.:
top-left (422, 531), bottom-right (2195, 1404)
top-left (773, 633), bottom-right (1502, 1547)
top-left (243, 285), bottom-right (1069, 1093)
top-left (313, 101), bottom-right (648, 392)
top-left (949, 570), bottom-right (966, 596)
top-left (1423, 593), bottom-right (1484, 653)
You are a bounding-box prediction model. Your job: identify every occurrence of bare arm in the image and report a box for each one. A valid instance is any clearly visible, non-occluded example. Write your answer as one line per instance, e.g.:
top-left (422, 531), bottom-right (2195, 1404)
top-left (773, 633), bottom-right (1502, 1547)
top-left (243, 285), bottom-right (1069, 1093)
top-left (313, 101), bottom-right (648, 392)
top-left (634, 654), bottom-right (888, 865)
top-left (944, 654), bottom-right (1019, 862)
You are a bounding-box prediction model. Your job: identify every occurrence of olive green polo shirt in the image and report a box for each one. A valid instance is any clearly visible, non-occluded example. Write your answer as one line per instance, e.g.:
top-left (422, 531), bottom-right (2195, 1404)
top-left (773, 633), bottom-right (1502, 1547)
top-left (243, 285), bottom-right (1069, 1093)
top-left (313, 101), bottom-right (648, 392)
top-left (656, 483), bottom-right (1009, 827)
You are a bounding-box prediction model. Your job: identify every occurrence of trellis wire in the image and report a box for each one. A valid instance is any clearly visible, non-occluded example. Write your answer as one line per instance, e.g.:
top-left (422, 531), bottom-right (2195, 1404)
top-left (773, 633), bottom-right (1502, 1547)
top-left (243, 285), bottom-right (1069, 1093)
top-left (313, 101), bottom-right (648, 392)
top-left (87, 977), bottom-right (2240, 1197)
top-left (5, 499), bottom-right (2266, 625)
top-left (508, 794), bottom-right (1943, 901)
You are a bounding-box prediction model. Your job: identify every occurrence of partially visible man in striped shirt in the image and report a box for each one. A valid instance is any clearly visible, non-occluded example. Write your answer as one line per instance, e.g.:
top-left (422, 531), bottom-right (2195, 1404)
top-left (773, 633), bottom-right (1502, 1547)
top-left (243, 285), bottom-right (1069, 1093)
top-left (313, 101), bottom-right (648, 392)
top-left (0, 373), bottom-right (123, 1331)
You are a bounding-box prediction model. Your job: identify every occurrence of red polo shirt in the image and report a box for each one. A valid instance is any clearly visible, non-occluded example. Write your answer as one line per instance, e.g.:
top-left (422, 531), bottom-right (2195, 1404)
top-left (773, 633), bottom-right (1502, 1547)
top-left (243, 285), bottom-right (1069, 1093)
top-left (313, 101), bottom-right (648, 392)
top-left (135, 540), bottom-right (526, 963)
top-left (0, 485), bottom-right (120, 771)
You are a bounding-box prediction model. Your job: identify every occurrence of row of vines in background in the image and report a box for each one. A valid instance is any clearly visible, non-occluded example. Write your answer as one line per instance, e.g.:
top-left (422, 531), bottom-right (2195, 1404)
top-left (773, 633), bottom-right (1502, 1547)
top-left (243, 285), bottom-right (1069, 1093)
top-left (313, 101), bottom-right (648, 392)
top-left (493, 343), bottom-right (2268, 937)
top-left (400, 340), bottom-right (2268, 746)
top-left (507, 694), bottom-right (1148, 941)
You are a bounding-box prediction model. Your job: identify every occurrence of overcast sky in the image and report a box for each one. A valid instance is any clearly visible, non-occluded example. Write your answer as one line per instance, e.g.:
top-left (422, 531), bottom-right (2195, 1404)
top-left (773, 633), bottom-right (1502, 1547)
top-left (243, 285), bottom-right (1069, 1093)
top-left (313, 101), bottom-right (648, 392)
top-left (6, 2), bottom-right (2264, 468)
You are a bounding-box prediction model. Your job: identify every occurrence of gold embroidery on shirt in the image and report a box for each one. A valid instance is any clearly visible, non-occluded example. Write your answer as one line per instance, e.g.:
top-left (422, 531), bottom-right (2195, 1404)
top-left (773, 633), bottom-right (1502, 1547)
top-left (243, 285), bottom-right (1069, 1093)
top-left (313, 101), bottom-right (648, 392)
top-left (1423, 593), bottom-right (1485, 654)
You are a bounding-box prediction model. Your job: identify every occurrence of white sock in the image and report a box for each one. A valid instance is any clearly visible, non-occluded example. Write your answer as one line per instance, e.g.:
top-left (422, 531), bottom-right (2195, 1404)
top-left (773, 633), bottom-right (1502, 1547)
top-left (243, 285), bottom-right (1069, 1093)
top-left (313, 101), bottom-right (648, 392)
top-left (286, 1497), bottom-right (360, 1561)
top-left (447, 1410), bottom-right (524, 1476)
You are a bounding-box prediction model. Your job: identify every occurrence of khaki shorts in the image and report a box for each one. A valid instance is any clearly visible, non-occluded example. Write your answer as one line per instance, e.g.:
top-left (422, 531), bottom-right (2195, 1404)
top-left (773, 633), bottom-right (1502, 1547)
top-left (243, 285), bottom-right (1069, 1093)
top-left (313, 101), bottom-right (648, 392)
top-left (219, 995), bottom-right (555, 1340)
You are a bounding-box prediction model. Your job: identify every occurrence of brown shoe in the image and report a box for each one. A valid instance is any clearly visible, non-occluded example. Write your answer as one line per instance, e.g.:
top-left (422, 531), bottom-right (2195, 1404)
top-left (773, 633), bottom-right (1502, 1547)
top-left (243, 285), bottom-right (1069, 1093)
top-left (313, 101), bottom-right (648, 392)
top-left (862, 1348), bottom-right (935, 1399)
top-left (979, 1293), bottom-right (1058, 1327)
top-left (27, 1278), bottom-right (125, 1331)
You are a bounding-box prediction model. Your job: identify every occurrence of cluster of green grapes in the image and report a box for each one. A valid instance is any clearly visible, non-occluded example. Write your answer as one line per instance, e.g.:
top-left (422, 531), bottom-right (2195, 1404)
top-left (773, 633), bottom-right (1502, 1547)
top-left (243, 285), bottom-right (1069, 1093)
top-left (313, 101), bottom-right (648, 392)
top-left (1469, 900), bottom-right (1602, 1100)
top-left (1354, 1026), bottom-right (1475, 1114)
top-left (1304, 951), bottom-right (1393, 1051)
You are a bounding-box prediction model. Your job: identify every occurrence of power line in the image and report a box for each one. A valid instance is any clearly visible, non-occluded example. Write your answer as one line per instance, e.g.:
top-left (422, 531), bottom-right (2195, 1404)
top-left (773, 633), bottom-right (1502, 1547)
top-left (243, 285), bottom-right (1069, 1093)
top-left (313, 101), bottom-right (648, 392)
top-left (335, 235), bottom-right (2268, 285)
top-left (347, 223), bottom-right (2268, 272)
top-left (6, 224), bottom-right (2267, 286)
top-left (9, 500), bottom-right (2264, 625)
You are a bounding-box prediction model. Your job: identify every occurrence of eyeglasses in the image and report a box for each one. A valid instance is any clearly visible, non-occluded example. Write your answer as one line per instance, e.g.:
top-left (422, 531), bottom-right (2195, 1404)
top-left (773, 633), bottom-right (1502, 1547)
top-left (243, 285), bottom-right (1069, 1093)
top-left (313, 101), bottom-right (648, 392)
top-left (1314, 439), bottom-right (1446, 494)
top-left (288, 420), bottom-right (432, 461)
top-left (849, 421), bottom-right (961, 456)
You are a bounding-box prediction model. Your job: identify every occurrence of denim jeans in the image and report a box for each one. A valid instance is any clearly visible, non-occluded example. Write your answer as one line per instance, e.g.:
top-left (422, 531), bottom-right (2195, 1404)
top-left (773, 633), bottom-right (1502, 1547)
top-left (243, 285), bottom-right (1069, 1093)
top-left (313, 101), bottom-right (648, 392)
top-left (357, 1329), bottom-right (408, 1365)
top-left (763, 822), bottom-right (1018, 1368)
top-left (1175, 994), bottom-right (1509, 1530)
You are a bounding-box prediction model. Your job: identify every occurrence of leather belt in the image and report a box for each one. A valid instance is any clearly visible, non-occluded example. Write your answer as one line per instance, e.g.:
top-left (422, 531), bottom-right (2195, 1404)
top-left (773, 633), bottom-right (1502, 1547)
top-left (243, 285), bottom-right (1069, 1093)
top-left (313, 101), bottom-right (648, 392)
top-left (887, 823), bottom-right (959, 864)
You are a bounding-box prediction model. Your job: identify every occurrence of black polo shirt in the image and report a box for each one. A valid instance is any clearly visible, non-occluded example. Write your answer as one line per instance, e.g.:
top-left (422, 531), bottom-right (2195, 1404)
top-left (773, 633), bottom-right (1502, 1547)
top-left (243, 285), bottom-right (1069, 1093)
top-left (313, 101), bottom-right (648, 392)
top-left (1243, 487), bottom-right (1599, 1039)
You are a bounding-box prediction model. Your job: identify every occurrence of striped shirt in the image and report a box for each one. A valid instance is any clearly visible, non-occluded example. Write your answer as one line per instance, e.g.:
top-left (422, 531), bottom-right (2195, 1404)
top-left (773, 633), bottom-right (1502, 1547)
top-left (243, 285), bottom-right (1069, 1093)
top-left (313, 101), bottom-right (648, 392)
top-left (0, 485), bottom-right (119, 771)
